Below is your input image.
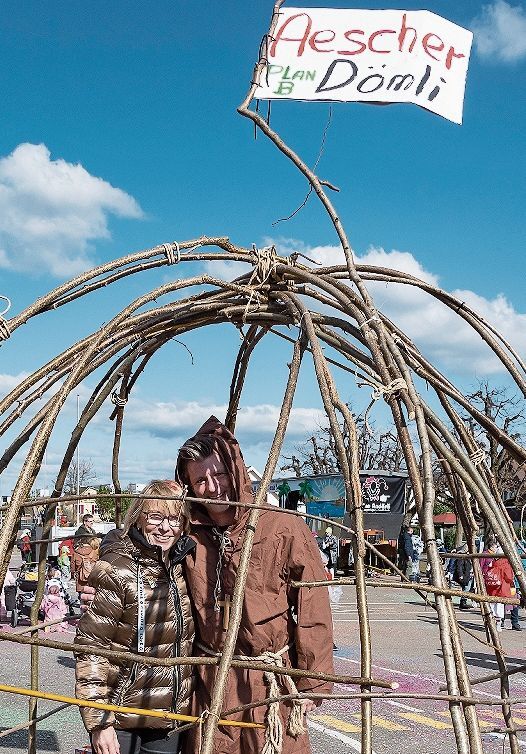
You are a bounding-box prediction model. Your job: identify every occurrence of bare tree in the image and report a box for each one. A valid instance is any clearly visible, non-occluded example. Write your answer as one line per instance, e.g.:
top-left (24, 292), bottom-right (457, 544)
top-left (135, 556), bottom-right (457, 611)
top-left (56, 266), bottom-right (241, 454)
top-left (280, 412), bottom-right (406, 478)
top-left (464, 381), bottom-right (526, 508)
top-left (64, 458), bottom-right (97, 494)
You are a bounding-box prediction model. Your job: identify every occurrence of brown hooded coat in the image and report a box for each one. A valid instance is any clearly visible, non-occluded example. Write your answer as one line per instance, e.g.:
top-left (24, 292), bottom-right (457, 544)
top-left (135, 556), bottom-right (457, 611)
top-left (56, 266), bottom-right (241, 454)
top-left (177, 416), bottom-right (334, 754)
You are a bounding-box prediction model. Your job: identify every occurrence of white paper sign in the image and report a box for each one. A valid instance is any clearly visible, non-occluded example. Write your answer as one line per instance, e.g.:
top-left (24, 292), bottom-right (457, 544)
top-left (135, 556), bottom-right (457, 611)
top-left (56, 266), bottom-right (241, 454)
top-left (256, 8), bottom-right (473, 124)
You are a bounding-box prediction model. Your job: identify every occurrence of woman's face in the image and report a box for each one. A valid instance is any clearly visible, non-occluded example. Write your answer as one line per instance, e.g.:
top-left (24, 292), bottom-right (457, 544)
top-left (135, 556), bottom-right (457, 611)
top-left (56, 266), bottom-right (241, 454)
top-left (138, 500), bottom-right (183, 553)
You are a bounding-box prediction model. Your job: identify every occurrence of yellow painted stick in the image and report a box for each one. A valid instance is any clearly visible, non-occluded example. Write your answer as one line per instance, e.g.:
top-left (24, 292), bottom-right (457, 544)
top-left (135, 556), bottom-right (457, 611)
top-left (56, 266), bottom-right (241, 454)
top-left (0, 683), bottom-right (263, 729)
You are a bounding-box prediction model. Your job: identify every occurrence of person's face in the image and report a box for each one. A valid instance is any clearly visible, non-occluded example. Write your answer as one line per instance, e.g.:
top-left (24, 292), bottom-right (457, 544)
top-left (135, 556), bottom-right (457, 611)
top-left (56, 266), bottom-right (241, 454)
top-left (85, 517), bottom-right (94, 528)
top-left (138, 501), bottom-right (183, 552)
top-left (185, 451), bottom-right (235, 522)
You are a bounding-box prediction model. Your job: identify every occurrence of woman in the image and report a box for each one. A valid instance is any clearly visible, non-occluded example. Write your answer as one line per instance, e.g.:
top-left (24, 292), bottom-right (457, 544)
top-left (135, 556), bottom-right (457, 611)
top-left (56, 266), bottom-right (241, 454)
top-left (75, 480), bottom-right (195, 754)
top-left (482, 544), bottom-right (514, 631)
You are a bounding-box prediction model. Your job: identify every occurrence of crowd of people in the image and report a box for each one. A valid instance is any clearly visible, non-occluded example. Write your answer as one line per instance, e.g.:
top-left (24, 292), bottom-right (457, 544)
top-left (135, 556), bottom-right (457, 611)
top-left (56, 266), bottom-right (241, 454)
top-left (398, 525), bottom-right (525, 632)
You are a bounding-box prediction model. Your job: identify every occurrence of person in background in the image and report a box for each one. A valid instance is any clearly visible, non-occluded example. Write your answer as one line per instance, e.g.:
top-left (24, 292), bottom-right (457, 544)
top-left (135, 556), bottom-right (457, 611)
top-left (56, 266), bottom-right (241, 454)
top-left (57, 544), bottom-right (71, 582)
top-left (410, 530), bottom-right (424, 583)
top-left (321, 526), bottom-right (338, 578)
top-left (452, 544), bottom-right (473, 610)
top-left (397, 525), bottom-right (415, 581)
top-left (0, 568), bottom-right (16, 622)
top-left (41, 578), bottom-right (68, 632)
top-left (75, 513), bottom-right (96, 542)
top-left (17, 529), bottom-right (32, 563)
top-left (482, 544), bottom-right (514, 631)
top-left (71, 536), bottom-right (100, 597)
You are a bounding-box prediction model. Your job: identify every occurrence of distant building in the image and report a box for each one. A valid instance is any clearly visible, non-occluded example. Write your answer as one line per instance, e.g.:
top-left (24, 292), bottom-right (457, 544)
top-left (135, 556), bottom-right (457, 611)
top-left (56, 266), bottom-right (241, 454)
top-left (127, 483), bottom-right (146, 494)
top-left (247, 467), bottom-right (279, 507)
top-left (31, 488), bottom-right (50, 499)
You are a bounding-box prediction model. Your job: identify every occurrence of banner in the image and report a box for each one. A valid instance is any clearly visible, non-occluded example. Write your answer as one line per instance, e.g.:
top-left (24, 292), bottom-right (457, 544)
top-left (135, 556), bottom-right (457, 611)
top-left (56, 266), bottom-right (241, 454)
top-left (259, 472), bottom-right (407, 519)
top-left (256, 8), bottom-right (473, 124)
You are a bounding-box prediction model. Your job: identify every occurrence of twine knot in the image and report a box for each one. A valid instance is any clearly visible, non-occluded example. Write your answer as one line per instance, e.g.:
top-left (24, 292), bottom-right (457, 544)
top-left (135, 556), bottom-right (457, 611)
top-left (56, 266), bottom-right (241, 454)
top-left (111, 392), bottom-right (128, 407)
top-left (358, 377), bottom-right (408, 434)
top-left (249, 244), bottom-right (278, 285)
top-left (0, 317), bottom-right (10, 341)
top-left (247, 647), bottom-right (305, 754)
top-left (470, 448), bottom-right (485, 466)
top-left (0, 295), bottom-right (11, 341)
top-left (163, 242), bottom-right (180, 265)
top-left (359, 310), bottom-right (380, 330)
top-left (371, 378), bottom-right (408, 402)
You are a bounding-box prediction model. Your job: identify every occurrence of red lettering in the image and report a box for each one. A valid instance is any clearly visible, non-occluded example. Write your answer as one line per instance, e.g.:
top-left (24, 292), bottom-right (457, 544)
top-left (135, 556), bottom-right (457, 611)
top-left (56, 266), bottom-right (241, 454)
top-left (398, 13), bottom-right (417, 53)
top-left (368, 29), bottom-right (396, 53)
top-left (309, 29), bottom-right (336, 53)
top-left (269, 13), bottom-right (312, 58)
top-left (422, 33), bottom-right (444, 61)
top-left (446, 46), bottom-right (466, 69)
top-left (337, 30), bottom-right (366, 55)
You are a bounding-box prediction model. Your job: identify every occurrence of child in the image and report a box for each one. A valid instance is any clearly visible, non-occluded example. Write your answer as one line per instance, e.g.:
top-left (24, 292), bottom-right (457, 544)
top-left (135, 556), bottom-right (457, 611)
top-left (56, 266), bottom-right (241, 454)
top-left (57, 544), bottom-right (71, 582)
top-left (41, 579), bottom-right (68, 632)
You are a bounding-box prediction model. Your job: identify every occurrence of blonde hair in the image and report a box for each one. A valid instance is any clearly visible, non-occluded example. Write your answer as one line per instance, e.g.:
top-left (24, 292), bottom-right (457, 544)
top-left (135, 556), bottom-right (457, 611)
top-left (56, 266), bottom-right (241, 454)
top-left (123, 480), bottom-right (188, 534)
top-left (89, 536), bottom-right (100, 550)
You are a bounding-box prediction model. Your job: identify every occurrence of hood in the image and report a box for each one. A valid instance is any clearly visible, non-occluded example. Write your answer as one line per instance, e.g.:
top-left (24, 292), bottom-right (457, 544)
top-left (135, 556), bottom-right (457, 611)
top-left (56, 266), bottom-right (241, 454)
top-left (176, 415), bottom-right (253, 527)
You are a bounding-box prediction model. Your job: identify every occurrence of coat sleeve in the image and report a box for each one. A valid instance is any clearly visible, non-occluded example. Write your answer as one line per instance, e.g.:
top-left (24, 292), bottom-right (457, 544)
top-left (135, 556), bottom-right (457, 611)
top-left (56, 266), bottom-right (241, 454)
top-left (74, 559), bottom-right (126, 732)
top-left (287, 520), bottom-right (334, 695)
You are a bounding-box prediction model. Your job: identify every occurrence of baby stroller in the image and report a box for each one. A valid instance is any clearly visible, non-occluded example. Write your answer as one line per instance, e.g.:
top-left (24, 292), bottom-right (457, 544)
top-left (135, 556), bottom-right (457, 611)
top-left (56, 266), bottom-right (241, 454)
top-left (8, 563), bottom-right (77, 627)
top-left (9, 562), bottom-right (41, 627)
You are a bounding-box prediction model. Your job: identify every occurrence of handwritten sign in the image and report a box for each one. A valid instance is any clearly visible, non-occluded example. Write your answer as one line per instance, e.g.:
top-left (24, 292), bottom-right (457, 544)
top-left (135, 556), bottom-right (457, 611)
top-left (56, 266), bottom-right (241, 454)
top-left (256, 8), bottom-right (473, 124)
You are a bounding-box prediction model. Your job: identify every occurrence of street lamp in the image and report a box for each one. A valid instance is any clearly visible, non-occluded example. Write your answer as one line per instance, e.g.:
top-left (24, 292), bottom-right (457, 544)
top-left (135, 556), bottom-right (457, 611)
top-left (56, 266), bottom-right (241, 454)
top-left (76, 394), bottom-right (80, 525)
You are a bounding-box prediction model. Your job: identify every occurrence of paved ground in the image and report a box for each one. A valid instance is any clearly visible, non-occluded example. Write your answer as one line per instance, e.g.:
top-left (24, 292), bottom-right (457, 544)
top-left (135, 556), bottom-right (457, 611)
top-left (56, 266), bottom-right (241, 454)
top-left (1, 558), bottom-right (526, 754)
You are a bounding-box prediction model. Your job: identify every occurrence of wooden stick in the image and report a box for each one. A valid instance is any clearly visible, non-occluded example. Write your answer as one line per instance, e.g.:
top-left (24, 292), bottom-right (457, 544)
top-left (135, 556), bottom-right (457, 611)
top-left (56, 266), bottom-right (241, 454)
top-left (291, 578), bottom-right (520, 606)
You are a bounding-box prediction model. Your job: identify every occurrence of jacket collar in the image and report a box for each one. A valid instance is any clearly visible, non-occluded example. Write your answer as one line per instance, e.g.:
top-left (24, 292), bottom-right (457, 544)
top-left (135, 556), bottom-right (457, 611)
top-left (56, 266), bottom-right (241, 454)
top-left (128, 525), bottom-right (196, 565)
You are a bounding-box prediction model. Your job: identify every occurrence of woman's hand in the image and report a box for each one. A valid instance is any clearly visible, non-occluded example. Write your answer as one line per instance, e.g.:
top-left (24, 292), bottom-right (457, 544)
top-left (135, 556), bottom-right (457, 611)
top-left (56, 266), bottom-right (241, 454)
top-left (302, 698), bottom-right (321, 714)
top-left (91, 727), bottom-right (120, 754)
top-left (80, 584), bottom-right (96, 612)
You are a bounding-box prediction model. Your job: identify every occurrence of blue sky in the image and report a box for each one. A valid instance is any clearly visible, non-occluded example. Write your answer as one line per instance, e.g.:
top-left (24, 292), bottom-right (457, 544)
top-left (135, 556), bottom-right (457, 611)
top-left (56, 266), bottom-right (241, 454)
top-left (0, 0), bottom-right (525, 494)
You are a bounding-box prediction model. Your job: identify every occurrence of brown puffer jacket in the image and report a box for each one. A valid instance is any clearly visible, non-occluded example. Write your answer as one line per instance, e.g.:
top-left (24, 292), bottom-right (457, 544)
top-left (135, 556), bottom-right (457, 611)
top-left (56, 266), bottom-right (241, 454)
top-left (71, 542), bottom-right (99, 593)
top-left (74, 527), bottom-right (195, 732)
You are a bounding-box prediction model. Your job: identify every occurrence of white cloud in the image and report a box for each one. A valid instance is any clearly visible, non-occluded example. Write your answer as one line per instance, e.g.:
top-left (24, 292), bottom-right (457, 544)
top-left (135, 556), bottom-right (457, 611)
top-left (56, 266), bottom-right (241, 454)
top-left (124, 399), bottom-right (325, 440)
top-left (0, 372), bottom-right (30, 398)
top-left (257, 239), bottom-right (526, 377)
top-left (471, 0), bottom-right (526, 62)
top-left (0, 143), bottom-right (143, 277)
top-left (204, 258), bottom-right (251, 282)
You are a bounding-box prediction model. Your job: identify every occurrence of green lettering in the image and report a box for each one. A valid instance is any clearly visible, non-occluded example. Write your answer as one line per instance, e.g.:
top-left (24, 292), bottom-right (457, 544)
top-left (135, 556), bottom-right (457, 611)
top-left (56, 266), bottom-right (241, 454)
top-left (274, 81), bottom-right (294, 95)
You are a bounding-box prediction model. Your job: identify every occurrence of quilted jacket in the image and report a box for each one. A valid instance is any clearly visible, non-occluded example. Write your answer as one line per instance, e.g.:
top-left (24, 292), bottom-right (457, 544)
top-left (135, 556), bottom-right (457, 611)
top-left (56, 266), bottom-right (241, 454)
top-left (74, 526), bottom-right (195, 732)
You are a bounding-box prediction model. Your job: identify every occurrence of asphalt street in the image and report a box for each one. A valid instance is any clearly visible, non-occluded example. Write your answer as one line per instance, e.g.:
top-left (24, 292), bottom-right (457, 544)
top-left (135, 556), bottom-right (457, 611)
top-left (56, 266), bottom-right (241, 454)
top-left (1, 564), bottom-right (526, 754)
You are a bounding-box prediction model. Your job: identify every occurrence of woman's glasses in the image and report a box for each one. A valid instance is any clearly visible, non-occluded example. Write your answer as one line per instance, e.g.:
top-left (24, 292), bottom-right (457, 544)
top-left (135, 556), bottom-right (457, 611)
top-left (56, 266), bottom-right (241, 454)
top-left (143, 511), bottom-right (182, 529)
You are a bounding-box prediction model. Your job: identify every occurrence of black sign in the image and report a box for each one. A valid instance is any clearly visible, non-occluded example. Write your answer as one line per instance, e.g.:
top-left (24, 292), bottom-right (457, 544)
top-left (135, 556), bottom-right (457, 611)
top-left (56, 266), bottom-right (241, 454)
top-left (360, 474), bottom-right (406, 515)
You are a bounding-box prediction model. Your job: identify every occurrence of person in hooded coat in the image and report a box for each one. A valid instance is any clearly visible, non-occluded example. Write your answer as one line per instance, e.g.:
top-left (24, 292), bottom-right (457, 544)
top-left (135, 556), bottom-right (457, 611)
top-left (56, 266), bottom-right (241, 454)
top-left (176, 416), bottom-right (334, 754)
